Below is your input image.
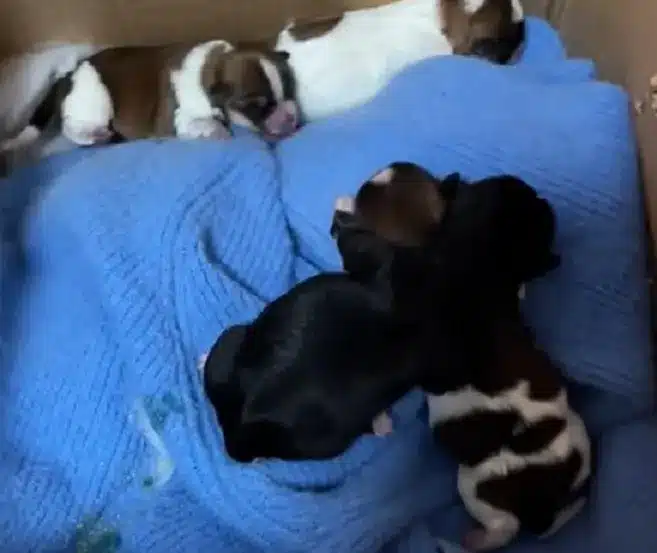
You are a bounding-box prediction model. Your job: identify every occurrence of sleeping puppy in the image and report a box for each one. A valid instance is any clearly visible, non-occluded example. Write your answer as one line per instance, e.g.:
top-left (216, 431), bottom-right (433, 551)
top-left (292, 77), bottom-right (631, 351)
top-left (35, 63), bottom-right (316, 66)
top-left (16, 41), bottom-right (299, 147)
top-left (332, 164), bottom-right (591, 551)
top-left (276, 0), bottom-right (524, 121)
top-left (201, 270), bottom-right (417, 463)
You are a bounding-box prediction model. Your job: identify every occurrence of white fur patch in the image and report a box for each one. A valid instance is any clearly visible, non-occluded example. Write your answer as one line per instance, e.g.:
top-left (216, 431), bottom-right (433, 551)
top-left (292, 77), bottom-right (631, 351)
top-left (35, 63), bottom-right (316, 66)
top-left (198, 354), bottom-right (208, 374)
top-left (275, 0), bottom-right (452, 121)
top-left (372, 411), bottom-right (393, 436)
top-left (370, 167), bottom-right (395, 185)
top-left (434, 382), bottom-right (591, 550)
top-left (171, 40), bottom-right (234, 137)
top-left (427, 382), bottom-right (567, 427)
top-left (258, 57), bottom-right (285, 103)
top-left (178, 116), bottom-right (230, 140)
top-left (463, 0), bottom-right (487, 14)
top-left (511, 0), bottom-right (524, 23)
top-left (334, 196), bottom-right (356, 214)
top-left (61, 61), bottom-right (114, 145)
top-left (463, 0), bottom-right (524, 22)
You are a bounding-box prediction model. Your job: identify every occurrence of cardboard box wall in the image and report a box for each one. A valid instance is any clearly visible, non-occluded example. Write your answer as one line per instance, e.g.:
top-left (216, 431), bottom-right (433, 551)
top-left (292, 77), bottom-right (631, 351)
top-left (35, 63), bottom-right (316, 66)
top-left (0, 0), bottom-right (655, 250)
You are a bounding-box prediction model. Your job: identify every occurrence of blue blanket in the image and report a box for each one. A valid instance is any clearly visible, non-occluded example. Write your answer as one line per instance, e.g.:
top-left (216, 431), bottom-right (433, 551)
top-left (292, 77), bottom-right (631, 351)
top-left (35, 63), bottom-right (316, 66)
top-left (1, 18), bottom-right (655, 553)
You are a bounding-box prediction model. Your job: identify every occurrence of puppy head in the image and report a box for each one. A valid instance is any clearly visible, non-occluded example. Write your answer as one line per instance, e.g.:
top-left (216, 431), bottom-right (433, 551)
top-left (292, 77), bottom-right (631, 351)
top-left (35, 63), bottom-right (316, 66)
top-left (202, 47), bottom-right (299, 139)
top-left (436, 175), bottom-right (560, 289)
top-left (330, 163), bottom-right (462, 281)
top-left (440, 0), bottom-right (525, 64)
top-left (203, 278), bottom-right (413, 463)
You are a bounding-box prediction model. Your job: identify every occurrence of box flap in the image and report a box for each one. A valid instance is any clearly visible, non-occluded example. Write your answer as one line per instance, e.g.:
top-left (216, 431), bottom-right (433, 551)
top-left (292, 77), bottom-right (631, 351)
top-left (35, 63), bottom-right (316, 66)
top-left (0, 0), bottom-right (399, 58)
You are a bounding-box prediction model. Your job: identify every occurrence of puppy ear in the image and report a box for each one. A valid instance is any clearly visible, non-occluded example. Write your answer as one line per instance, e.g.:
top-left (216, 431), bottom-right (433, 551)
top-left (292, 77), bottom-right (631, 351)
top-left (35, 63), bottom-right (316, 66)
top-left (335, 227), bottom-right (393, 282)
top-left (438, 172), bottom-right (463, 201)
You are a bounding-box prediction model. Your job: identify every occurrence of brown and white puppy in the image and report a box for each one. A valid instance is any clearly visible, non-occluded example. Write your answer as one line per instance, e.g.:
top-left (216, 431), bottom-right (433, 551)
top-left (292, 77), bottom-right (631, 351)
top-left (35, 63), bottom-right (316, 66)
top-left (333, 163), bottom-right (591, 552)
top-left (276, 0), bottom-right (525, 121)
top-left (20, 41), bottom-right (299, 147)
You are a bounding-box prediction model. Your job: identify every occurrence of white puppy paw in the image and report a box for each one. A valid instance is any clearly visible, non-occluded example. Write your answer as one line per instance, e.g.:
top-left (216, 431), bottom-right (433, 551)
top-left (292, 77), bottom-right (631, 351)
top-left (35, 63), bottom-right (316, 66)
top-left (176, 115), bottom-right (230, 140)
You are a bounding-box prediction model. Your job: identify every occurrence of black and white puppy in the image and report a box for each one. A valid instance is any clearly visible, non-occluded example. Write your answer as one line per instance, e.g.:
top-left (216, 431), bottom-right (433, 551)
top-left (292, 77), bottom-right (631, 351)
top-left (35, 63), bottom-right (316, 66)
top-left (333, 164), bottom-right (592, 551)
top-left (201, 268), bottom-right (417, 463)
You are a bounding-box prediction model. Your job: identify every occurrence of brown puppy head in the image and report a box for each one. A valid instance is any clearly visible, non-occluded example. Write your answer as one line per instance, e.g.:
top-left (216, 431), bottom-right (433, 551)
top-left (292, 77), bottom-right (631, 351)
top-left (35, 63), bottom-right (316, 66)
top-left (340, 162), bottom-right (461, 248)
top-left (440, 0), bottom-right (525, 64)
top-left (202, 46), bottom-right (299, 139)
top-left (332, 162), bottom-right (463, 438)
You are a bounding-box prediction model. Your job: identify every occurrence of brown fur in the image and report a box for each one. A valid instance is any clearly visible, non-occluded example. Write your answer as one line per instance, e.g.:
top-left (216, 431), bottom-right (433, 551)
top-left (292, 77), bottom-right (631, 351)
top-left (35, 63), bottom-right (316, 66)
top-left (279, 1), bottom-right (523, 64)
top-left (286, 15), bottom-right (345, 40)
top-left (440, 0), bottom-right (523, 62)
top-left (354, 163), bottom-right (448, 247)
top-left (84, 45), bottom-right (189, 139)
top-left (201, 49), bottom-right (272, 109)
top-left (29, 41), bottom-right (295, 142)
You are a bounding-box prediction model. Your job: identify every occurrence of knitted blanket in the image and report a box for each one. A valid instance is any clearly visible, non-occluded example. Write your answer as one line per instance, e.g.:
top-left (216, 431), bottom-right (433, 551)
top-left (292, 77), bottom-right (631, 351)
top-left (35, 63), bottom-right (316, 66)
top-left (1, 18), bottom-right (655, 553)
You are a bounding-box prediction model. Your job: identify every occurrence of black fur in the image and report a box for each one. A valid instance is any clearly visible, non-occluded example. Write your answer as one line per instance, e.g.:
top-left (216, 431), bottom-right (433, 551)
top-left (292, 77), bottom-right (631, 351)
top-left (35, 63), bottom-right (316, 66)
top-left (203, 272), bottom-right (417, 463)
top-left (334, 167), bottom-right (589, 545)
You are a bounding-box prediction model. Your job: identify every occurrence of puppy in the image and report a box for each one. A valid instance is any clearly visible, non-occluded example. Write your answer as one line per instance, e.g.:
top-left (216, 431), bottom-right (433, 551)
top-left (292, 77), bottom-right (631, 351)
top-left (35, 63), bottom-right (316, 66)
top-left (276, 0), bottom-right (524, 121)
top-left (332, 164), bottom-right (591, 551)
top-left (441, 0), bottom-right (526, 63)
top-left (201, 271), bottom-right (417, 463)
top-left (14, 41), bottom-right (299, 147)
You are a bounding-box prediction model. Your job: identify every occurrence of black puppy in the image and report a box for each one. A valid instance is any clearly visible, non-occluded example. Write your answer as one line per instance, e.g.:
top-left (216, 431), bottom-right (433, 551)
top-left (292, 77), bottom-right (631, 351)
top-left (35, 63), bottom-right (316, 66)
top-left (202, 269), bottom-right (417, 463)
top-left (333, 165), bottom-right (590, 551)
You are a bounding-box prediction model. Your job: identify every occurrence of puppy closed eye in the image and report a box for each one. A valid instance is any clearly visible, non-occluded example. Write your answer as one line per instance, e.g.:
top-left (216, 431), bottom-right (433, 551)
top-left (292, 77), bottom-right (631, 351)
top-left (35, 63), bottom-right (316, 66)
top-left (234, 96), bottom-right (269, 109)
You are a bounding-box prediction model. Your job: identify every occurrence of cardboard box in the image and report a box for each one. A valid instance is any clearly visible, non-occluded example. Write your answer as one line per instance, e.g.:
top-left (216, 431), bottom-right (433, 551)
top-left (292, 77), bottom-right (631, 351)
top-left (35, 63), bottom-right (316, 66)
top-left (0, 0), bottom-right (654, 249)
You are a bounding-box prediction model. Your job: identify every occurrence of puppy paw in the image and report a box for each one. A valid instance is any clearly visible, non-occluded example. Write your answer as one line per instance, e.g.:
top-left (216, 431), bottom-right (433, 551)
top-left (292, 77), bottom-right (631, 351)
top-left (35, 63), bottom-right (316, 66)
top-left (63, 119), bottom-right (113, 146)
top-left (372, 411), bottom-right (393, 436)
top-left (462, 519), bottom-right (518, 551)
top-left (177, 115), bottom-right (230, 140)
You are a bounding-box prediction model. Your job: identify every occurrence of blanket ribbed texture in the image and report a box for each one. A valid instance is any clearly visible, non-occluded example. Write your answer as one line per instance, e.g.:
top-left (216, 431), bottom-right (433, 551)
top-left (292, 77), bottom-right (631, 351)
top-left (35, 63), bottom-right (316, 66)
top-left (0, 18), bottom-right (655, 553)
